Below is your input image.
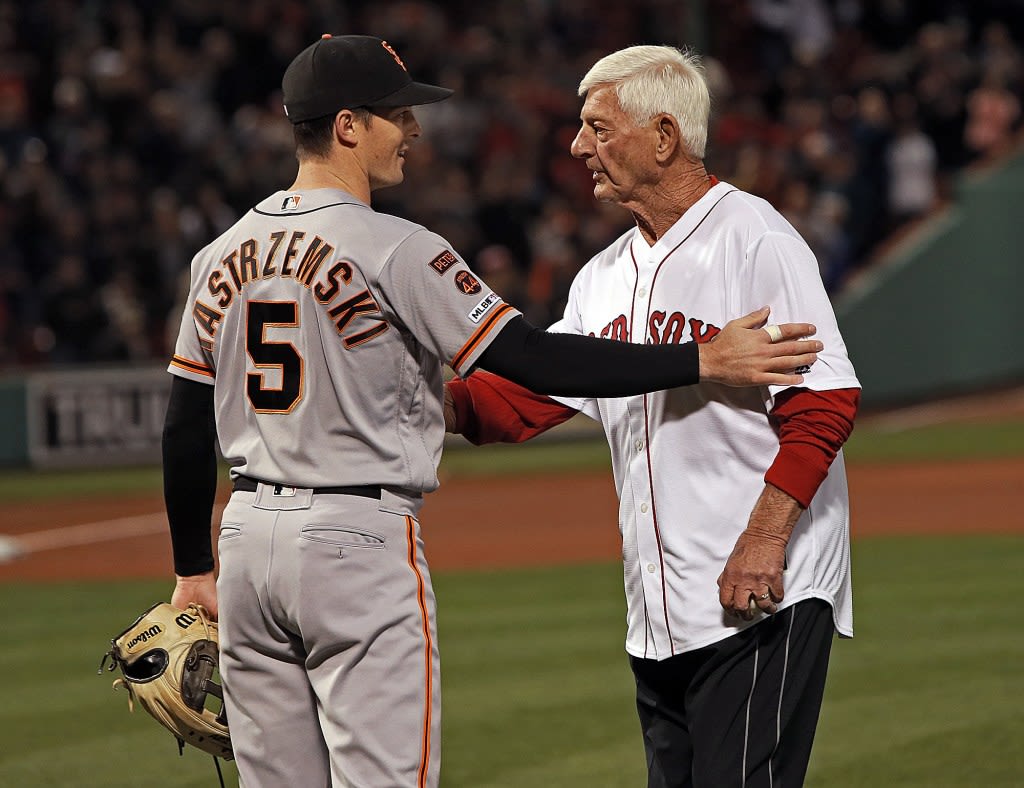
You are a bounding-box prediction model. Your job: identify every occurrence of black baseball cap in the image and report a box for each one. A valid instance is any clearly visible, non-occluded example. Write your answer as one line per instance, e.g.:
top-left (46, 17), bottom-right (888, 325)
top-left (282, 34), bottom-right (454, 124)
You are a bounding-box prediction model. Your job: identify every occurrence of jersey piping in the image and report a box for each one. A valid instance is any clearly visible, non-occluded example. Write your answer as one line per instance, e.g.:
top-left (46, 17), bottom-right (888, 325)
top-left (406, 516), bottom-right (433, 788)
top-left (449, 303), bottom-right (515, 374)
top-left (641, 188), bottom-right (739, 265)
top-left (643, 392), bottom-right (674, 654)
top-left (624, 248), bottom-right (664, 657)
top-left (170, 354), bottom-right (214, 378)
top-left (630, 186), bottom-right (740, 657)
top-left (252, 200), bottom-right (363, 217)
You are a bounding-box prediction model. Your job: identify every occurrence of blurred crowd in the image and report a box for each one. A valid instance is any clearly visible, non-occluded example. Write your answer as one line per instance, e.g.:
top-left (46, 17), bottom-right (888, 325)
top-left (1, 0), bottom-right (1022, 368)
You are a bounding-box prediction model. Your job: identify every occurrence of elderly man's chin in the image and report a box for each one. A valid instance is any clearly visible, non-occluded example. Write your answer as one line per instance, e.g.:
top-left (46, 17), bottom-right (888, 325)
top-left (593, 184), bottom-right (623, 204)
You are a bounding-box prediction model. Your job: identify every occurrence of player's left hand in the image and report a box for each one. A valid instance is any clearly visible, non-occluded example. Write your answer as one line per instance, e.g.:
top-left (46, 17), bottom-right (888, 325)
top-left (717, 528), bottom-right (787, 621)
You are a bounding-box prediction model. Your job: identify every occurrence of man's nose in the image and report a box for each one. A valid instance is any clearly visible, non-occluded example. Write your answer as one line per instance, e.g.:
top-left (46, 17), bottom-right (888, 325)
top-left (570, 128), bottom-right (590, 158)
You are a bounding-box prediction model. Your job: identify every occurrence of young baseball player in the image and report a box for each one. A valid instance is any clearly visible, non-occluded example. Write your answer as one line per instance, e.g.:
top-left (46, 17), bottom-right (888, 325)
top-left (446, 45), bottom-right (860, 787)
top-left (162, 35), bottom-right (823, 788)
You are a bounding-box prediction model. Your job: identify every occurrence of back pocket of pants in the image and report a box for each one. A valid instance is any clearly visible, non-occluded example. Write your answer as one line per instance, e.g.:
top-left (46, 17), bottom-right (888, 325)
top-left (218, 522), bottom-right (242, 540)
top-left (300, 524), bottom-right (385, 548)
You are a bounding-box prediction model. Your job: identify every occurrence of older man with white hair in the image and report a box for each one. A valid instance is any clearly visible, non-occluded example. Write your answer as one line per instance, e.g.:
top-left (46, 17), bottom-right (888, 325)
top-left (447, 44), bottom-right (860, 787)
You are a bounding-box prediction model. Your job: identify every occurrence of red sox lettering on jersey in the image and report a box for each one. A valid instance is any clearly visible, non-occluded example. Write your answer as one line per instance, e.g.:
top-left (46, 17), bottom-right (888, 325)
top-left (593, 311), bottom-right (721, 345)
top-left (550, 181), bottom-right (859, 660)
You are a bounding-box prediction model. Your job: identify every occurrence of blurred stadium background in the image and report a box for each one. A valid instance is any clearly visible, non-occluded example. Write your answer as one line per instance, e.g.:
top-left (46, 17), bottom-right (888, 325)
top-left (2, 0), bottom-right (1024, 469)
top-left (2, 0), bottom-right (1023, 466)
top-left (1, 0), bottom-right (1023, 466)
top-left (1, 2), bottom-right (1023, 786)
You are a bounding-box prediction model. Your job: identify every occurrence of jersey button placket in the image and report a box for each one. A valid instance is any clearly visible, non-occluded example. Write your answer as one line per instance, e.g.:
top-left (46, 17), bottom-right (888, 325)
top-left (629, 447), bottom-right (668, 655)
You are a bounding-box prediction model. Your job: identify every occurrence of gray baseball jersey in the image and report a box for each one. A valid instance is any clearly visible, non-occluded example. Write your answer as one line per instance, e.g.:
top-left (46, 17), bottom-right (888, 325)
top-left (168, 187), bottom-right (518, 490)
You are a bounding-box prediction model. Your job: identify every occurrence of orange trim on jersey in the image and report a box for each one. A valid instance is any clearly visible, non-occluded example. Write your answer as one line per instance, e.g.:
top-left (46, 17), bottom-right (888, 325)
top-left (169, 355), bottom-right (214, 378)
top-left (406, 516), bottom-right (433, 788)
top-left (449, 303), bottom-right (514, 373)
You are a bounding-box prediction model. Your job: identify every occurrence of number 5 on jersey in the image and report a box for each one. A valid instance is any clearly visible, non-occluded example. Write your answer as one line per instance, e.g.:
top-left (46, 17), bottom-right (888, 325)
top-left (247, 300), bottom-right (303, 413)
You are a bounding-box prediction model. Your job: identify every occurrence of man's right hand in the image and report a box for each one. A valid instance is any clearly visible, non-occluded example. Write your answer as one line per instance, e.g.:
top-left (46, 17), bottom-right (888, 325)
top-left (698, 306), bottom-right (822, 387)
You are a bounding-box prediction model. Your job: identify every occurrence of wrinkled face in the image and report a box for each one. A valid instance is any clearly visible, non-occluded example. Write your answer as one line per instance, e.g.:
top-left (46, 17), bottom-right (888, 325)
top-left (570, 84), bottom-right (660, 207)
top-left (363, 106), bottom-right (421, 190)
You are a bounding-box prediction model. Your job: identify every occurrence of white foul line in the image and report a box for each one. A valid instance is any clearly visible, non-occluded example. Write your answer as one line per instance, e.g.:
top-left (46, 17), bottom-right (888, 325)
top-left (0, 505), bottom-right (225, 561)
top-left (8, 513), bottom-right (168, 553)
top-left (0, 536), bottom-right (24, 562)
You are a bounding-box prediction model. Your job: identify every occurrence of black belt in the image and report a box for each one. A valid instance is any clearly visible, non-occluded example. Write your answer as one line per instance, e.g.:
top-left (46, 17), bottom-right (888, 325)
top-left (233, 475), bottom-right (381, 499)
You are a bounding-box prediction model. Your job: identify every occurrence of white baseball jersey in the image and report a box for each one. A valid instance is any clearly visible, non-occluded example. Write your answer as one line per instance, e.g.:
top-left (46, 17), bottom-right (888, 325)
top-left (168, 188), bottom-right (518, 491)
top-left (549, 181), bottom-right (860, 660)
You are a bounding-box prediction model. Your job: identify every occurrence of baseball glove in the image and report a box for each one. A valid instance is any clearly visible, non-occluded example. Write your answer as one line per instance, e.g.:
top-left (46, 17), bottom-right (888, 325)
top-left (99, 602), bottom-right (232, 760)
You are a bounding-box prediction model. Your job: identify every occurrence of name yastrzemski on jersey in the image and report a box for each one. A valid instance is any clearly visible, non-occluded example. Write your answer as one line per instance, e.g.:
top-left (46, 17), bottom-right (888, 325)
top-left (188, 230), bottom-right (390, 354)
top-left (591, 310), bottom-right (722, 345)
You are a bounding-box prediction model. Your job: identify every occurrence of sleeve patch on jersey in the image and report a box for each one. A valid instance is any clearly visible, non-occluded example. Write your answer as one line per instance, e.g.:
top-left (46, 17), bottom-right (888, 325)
top-left (467, 292), bottom-right (502, 324)
top-left (428, 250), bottom-right (458, 276)
top-left (454, 270), bottom-right (482, 295)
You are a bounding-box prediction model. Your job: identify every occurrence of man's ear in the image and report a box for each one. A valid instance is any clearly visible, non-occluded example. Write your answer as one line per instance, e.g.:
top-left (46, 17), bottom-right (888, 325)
top-left (654, 114), bottom-right (682, 162)
top-left (334, 109), bottom-right (365, 147)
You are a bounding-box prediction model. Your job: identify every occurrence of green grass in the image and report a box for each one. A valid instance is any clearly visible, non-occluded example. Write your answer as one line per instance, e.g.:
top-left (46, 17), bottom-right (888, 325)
top-left (444, 415), bottom-right (1024, 474)
top-left (843, 419), bottom-right (1024, 463)
top-left (8, 407), bottom-right (1024, 499)
top-left (2, 536), bottom-right (1022, 786)
top-left (4, 414), bottom-right (1020, 504)
top-left (0, 464), bottom-right (164, 502)
top-left (811, 535), bottom-right (1024, 787)
top-left (443, 410), bottom-right (1024, 478)
top-left (440, 437), bottom-right (612, 477)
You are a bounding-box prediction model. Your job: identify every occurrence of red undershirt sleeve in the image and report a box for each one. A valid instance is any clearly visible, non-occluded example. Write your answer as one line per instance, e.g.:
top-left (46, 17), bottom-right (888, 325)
top-left (450, 375), bottom-right (860, 507)
top-left (765, 388), bottom-right (860, 508)
top-left (448, 370), bottom-right (578, 445)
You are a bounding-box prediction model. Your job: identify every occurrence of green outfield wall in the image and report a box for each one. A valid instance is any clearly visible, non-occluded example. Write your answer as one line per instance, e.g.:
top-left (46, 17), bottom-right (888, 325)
top-left (0, 377), bottom-right (28, 466)
top-left (835, 150), bottom-right (1024, 409)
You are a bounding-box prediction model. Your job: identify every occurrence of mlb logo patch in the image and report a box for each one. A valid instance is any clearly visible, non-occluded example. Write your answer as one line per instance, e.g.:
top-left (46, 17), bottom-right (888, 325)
top-left (468, 292), bottom-right (501, 323)
top-left (281, 194), bottom-right (302, 210)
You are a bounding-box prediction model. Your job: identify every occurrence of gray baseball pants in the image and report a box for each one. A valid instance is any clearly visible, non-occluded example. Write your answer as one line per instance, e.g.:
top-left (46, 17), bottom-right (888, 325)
top-left (216, 482), bottom-right (439, 787)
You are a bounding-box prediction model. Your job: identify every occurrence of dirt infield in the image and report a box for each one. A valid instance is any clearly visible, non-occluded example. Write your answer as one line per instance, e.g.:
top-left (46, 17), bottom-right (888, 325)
top-left (2, 457), bottom-right (1022, 583)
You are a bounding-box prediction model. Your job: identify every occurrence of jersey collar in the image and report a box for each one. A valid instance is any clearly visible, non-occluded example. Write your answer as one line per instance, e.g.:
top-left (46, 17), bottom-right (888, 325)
top-left (632, 178), bottom-right (734, 262)
top-left (255, 188), bottom-right (370, 216)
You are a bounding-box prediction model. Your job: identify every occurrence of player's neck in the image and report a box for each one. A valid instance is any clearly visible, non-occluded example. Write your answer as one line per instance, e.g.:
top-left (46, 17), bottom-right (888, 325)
top-left (290, 158), bottom-right (371, 203)
top-left (632, 169), bottom-right (713, 245)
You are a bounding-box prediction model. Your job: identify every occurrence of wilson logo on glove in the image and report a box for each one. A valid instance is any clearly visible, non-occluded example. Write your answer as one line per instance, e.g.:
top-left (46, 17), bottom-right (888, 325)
top-left (125, 625), bottom-right (163, 650)
top-left (99, 602), bottom-right (232, 763)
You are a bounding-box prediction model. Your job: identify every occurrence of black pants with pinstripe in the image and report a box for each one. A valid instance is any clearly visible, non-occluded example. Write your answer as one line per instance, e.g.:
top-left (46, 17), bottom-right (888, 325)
top-left (629, 599), bottom-right (835, 788)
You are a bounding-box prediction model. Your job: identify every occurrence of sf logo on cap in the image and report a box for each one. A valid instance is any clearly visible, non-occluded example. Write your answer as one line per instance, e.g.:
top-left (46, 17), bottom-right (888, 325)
top-left (381, 40), bottom-right (407, 71)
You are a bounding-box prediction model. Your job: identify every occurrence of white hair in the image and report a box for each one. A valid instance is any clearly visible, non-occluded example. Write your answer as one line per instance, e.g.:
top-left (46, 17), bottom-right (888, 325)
top-left (578, 45), bottom-right (710, 159)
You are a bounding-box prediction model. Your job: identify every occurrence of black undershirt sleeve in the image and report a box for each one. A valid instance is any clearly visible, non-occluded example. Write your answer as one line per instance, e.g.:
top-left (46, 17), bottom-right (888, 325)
top-left (162, 375), bottom-right (218, 576)
top-left (476, 315), bottom-right (700, 396)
